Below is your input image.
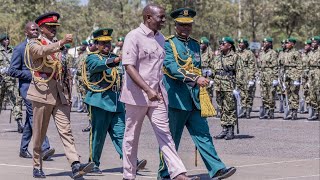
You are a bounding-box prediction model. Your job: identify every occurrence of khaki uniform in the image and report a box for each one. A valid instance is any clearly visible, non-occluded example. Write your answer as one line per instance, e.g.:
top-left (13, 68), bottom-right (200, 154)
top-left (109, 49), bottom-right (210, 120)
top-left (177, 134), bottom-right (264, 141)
top-left (26, 36), bottom-right (79, 168)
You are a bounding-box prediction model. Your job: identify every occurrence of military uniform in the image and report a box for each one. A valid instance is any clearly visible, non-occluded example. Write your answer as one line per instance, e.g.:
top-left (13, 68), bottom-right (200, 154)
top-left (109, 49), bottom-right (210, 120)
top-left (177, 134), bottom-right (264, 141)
top-left (159, 8), bottom-right (235, 179)
top-left (82, 28), bottom-right (125, 173)
top-left (306, 36), bottom-right (320, 120)
top-left (258, 38), bottom-right (278, 119)
top-left (237, 38), bottom-right (256, 118)
top-left (301, 40), bottom-right (312, 115)
top-left (200, 37), bottom-right (214, 98)
top-left (0, 34), bottom-right (23, 132)
top-left (280, 37), bottom-right (303, 120)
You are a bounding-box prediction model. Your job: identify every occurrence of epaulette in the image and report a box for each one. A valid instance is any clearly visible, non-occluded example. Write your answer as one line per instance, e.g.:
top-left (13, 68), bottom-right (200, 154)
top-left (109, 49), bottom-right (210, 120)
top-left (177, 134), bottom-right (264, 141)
top-left (189, 36), bottom-right (199, 44)
top-left (165, 35), bottom-right (175, 41)
top-left (27, 39), bottom-right (41, 46)
top-left (88, 50), bottom-right (99, 55)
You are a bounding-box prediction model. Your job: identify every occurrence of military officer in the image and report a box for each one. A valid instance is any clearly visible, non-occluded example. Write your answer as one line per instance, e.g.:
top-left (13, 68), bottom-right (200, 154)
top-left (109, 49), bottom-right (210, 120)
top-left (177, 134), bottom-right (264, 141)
top-left (281, 37), bottom-right (302, 120)
top-left (237, 38), bottom-right (256, 119)
top-left (0, 33), bottom-right (24, 133)
top-left (301, 40), bottom-right (312, 115)
top-left (306, 36), bottom-right (320, 120)
top-left (159, 8), bottom-right (236, 180)
top-left (210, 37), bottom-right (243, 140)
top-left (25, 12), bottom-right (93, 178)
top-left (200, 36), bottom-right (214, 99)
top-left (258, 37), bottom-right (278, 119)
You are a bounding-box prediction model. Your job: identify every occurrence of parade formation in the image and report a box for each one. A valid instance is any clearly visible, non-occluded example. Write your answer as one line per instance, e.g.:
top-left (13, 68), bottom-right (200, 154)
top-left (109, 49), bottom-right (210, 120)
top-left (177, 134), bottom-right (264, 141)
top-left (0, 2), bottom-right (319, 180)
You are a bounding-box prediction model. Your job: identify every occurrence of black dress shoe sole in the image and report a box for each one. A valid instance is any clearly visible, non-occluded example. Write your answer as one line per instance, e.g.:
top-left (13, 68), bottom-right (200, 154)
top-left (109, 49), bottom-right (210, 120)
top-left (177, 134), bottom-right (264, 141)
top-left (19, 153), bottom-right (32, 159)
top-left (212, 167), bottom-right (236, 180)
top-left (43, 148), bottom-right (55, 161)
top-left (137, 159), bottom-right (147, 171)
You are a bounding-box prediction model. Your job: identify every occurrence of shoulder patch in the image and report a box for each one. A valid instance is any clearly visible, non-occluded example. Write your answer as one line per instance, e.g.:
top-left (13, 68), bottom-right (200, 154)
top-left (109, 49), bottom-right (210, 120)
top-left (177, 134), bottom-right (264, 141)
top-left (165, 35), bottom-right (175, 41)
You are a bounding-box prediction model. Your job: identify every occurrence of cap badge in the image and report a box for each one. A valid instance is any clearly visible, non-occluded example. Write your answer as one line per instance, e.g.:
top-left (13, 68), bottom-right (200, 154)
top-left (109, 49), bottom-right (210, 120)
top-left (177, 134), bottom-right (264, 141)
top-left (103, 30), bottom-right (108, 35)
top-left (183, 10), bottom-right (188, 16)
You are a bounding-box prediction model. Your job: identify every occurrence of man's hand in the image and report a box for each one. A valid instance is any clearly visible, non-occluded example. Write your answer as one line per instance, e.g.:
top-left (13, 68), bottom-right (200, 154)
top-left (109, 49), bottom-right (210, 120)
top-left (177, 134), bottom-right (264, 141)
top-left (196, 76), bottom-right (209, 87)
top-left (146, 88), bottom-right (162, 101)
top-left (113, 56), bottom-right (122, 64)
top-left (60, 34), bottom-right (73, 45)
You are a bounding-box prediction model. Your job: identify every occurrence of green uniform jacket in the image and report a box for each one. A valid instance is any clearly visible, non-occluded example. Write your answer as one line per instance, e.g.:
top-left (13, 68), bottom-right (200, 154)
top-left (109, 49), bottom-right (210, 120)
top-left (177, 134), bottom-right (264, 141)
top-left (84, 53), bottom-right (124, 113)
top-left (163, 36), bottom-right (202, 111)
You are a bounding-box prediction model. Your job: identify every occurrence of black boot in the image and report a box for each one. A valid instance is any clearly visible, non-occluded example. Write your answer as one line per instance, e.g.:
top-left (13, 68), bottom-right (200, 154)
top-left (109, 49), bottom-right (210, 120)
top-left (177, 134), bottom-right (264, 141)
top-left (238, 107), bottom-right (246, 118)
top-left (292, 109), bottom-right (298, 120)
top-left (246, 107), bottom-right (251, 119)
top-left (17, 119), bottom-right (24, 133)
top-left (262, 108), bottom-right (270, 119)
top-left (269, 109), bottom-right (274, 119)
top-left (283, 109), bottom-right (292, 120)
top-left (225, 126), bottom-right (235, 140)
top-left (259, 106), bottom-right (265, 119)
top-left (82, 121), bottom-right (91, 132)
top-left (213, 126), bottom-right (228, 139)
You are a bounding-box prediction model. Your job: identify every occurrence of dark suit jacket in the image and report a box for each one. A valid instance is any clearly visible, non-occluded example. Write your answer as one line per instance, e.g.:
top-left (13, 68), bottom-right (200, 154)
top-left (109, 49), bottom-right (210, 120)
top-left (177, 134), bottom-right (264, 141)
top-left (8, 39), bottom-right (32, 99)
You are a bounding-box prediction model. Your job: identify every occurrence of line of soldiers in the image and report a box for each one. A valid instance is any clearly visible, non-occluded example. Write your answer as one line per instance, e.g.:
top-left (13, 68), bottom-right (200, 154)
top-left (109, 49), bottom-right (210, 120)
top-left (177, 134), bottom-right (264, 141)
top-left (200, 36), bottom-right (320, 125)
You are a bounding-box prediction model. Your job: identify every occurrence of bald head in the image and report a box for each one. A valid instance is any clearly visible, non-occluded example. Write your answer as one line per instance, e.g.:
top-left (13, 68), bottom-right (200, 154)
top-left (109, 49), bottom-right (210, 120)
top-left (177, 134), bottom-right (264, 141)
top-left (142, 4), bottom-right (166, 32)
top-left (24, 22), bottom-right (39, 39)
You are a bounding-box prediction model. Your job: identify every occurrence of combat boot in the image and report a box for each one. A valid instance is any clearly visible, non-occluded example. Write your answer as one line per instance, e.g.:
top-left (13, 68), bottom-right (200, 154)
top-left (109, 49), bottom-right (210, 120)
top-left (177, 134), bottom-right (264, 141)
top-left (238, 107), bottom-right (246, 118)
top-left (259, 106), bottom-right (265, 119)
top-left (246, 107), bottom-right (251, 119)
top-left (291, 109), bottom-right (298, 120)
top-left (213, 126), bottom-right (228, 139)
top-left (269, 109), bottom-right (275, 119)
top-left (283, 109), bottom-right (292, 120)
top-left (262, 109), bottom-right (270, 119)
top-left (308, 109), bottom-right (318, 121)
top-left (307, 107), bottom-right (315, 120)
top-left (17, 118), bottom-right (24, 133)
top-left (225, 126), bottom-right (235, 140)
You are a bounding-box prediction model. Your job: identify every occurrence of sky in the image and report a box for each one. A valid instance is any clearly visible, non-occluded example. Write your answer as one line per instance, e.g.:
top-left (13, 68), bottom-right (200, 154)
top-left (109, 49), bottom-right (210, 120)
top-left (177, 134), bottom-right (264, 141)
top-left (80, 0), bottom-right (88, 5)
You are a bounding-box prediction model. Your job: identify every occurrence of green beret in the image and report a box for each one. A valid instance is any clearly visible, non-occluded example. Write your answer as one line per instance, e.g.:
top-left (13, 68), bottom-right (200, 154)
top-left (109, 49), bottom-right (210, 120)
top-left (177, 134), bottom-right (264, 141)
top-left (287, 37), bottom-right (297, 43)
top-left (263, 37), bottom-right (273, 43)
top-left (64, 44), bottom-right (71, 49)
top-left (221, 36), bottom-right (234, 45)
top-left (238, 38), bottom-right (249, 45)
top-left (304, 39), bottom-right (312, 45)
top-left (81, 40), bottom-right (88, 46)
top-left (0, 33), bottom-right (9, 41)
top-left (170, 8), bottom-right (196, 24)
top-left (92, 28), bottom-right (113, 41)
top-left (118, 36), bottom-right (125, 42)
top-left (311, 36), bottom-right (320, 42)
top-left (200, 37), bottom-right (209, 45)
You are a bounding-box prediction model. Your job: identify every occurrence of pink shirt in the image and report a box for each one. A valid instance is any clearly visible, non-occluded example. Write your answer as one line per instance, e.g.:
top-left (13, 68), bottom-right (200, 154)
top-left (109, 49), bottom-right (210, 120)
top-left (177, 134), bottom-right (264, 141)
top-left (120, 23), bottom-right (168, 107)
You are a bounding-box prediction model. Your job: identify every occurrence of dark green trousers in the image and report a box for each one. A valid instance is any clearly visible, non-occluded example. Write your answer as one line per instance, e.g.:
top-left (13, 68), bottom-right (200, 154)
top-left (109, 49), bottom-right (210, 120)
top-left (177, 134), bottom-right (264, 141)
top-left (89, 106), bottom-right (124, 167)
top-left (158, 107), bottom-right (226, 178)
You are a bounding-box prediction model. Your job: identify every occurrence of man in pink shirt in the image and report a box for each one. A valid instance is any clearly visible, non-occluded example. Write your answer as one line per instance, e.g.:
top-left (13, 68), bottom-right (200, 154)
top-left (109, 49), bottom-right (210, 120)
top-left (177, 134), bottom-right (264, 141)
top-left (120, 4), bottom-right (197, 180)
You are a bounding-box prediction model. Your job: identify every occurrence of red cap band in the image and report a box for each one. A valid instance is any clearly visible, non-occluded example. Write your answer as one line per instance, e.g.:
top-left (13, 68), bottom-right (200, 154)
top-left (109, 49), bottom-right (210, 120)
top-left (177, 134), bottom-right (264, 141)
top-left (37, 16), bottom-right (58, 26)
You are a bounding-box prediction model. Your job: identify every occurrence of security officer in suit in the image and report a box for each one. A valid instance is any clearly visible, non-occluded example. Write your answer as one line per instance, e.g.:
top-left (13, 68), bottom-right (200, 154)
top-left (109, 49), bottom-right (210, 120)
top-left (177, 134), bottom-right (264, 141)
top-left (8, 22), bottom-right (54, 160)
top-left (25, 12), bottom-right (93, 179)
top-left (159, 8), bottom-right (236, 180)
top-left (83, 28), bottom-right (147, 173)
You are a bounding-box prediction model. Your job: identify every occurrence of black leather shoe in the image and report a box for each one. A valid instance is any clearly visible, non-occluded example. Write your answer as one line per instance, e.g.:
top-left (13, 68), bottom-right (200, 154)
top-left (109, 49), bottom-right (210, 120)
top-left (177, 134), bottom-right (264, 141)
top-left (33, 168), bottom-right (46, 178)
top-left (17, 119), bottom-right (24, 133)
top-left (90, 165), bottom-right (102, 174)
top-left (20, 150), bottom-right (32, 158)
top-left (72, 161), bottom-right (94, 179)
top-left (82, 123), bottom-right (91, 132)
top-left (42, 148), bottom-right (55, 161)
top-left (211, 167), bottom-right (236, 180)
top-left (137, 159), bottom-right (147, 171)
top-left (213, 126), bottom-right (228, 139)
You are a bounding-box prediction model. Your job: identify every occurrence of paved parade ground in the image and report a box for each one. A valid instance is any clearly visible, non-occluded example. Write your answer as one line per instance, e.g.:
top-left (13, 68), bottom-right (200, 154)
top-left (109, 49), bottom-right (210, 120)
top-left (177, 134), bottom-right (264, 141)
top-left (0, 103), bottom-right (319, 180)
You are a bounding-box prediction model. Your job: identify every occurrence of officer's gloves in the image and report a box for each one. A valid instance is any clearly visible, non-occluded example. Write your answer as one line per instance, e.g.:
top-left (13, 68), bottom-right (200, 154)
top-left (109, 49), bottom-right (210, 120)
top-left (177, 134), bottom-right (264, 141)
top-left (293, 80), bottom-right (300, 86)
top-left (248, 80), bottom-right (255, 87)
top-left (0, 67), bottom-right (8, 75)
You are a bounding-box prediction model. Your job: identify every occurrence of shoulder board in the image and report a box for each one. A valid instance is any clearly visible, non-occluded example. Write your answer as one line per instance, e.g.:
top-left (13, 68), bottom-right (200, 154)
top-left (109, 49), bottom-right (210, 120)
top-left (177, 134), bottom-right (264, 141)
top-left (165, 35), bottom-right (175, 41)
top-left (88, 51), bottom-right (99, 55)
top-left (28, 39), bottom-right (41, 46)
top-left (189, 36), bottom-right (199, 44)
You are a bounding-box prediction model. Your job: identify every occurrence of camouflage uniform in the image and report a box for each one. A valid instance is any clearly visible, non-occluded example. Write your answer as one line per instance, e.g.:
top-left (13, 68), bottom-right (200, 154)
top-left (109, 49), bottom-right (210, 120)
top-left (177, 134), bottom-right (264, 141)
top-left (258, 48), bottom-right (278, 118)
top-left (210, 50), bottom-right (243, 127)
top-left (237, 48), bottom-right (256, 118)
top-left (0, 45), bottom-right (23, 122)
top-left (201, 46), bottom-right (214, 97)
top-left (301, 49), bottom-right (310, 112)
top-left (281, 46), bottom-right (302, 119)
top-left (306, 45), bottom-right (320, 120)
top-left (76, 50), bottom-right (88, 104)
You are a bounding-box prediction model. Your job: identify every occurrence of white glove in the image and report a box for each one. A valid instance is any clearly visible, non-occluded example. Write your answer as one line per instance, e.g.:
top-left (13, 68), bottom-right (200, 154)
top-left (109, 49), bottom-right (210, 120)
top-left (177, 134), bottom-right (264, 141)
top-left (0, 67), bottom-right (8, 74)
top-left (233, 89), bottom-right (240, 96)
top-left (293, 80), bottom-right (300, 86)
top-left (282, 83), bottom-right (286, 90)
top-left (248, 80), bottom-right (255, 86)
top-left (272, 80), bottom-right (279, 86)
top-left (202, 69), bottom-right (212, 77)
top-left (209, 80), bottom-right (214, 87)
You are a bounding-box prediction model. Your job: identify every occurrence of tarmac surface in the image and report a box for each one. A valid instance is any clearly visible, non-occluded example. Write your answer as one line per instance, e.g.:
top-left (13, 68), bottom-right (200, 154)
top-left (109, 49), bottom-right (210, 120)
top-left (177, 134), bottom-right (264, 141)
top-left (0, 99), bottom-right (319, 180)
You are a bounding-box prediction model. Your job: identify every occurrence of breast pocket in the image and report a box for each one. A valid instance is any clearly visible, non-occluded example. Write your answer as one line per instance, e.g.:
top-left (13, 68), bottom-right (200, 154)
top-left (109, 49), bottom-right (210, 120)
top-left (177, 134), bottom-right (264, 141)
top-left (140, 47), bottom-right (161, 62)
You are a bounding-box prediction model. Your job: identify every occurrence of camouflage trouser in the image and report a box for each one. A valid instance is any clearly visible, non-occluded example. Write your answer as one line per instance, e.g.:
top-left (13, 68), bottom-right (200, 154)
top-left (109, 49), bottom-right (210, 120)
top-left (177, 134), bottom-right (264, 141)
top-left (216, 91), bottom-right (236, 126)
top-left (260, 79), bottom-right (276, 110)
top-left (285, 77), bottom-right (300, 110)
top-left (307, 69), bottom-right (319, 109)
top-left (240, 83), bottom-right (256, 109)
top-left (0, 82), bottom-right (23, 121)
